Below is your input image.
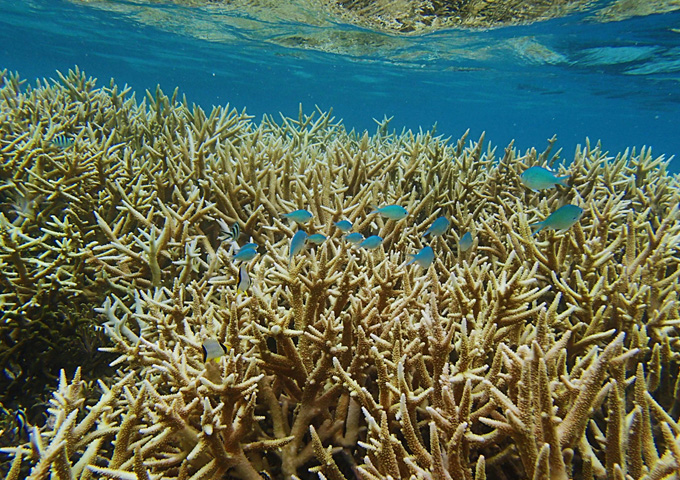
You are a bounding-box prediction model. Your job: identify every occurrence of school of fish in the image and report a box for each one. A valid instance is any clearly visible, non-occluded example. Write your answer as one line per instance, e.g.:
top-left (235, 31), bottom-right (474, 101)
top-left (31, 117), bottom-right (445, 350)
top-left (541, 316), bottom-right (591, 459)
top-left (203, 164), bottom-right (580, 362)
top-left (224, 164), bottom-right (577, 292)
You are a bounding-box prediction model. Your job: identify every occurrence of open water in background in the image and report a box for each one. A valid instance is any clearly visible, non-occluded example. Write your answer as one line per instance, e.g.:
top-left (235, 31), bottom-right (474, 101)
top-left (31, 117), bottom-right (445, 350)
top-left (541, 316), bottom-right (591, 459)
top-left (1, 0), bottom-right (679, 171)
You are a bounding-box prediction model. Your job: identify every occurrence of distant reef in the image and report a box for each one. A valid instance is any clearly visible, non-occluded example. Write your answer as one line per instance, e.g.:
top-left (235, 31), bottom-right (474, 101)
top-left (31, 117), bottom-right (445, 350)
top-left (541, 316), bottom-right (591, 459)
top-left (1, 68), bottom-right (680, 479)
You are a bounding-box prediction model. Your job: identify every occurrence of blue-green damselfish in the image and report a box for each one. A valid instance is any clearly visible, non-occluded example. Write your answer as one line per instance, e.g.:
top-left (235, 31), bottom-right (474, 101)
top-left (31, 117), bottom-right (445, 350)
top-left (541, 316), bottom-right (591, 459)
top-left (423, 216), bottom-right (450, 237)
top-left (372, 205), bottom-right (408, 220)
top-left (530, 204), bottom-right (584, 235)
top-left (520, 166), bottom-right (570, 191)
top-left (406, 246), bottom-right (434, 269)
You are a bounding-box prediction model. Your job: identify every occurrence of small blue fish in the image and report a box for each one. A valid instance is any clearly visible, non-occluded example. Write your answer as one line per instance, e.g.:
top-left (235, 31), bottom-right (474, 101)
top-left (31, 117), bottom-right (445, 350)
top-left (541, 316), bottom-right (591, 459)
top-left (306, 233), bottom-right (326, 245)
top-left (289, 230), bottom-right (308, 263)
top-left (335, 220), bottom-right (353, 232)
top-left (372, 205), bottom-right (408, 221)
top-left (530, 204), bottom-right (584, 236)
top-left (344, 232), bottom-right (364, 244)
top-left (459, 232), bottom-right (474, 252)
top-left (237, 265), bottom-right (251, 294)
top-left (233, 247), bottom-right (257, 262)
top-left (240, 242), bottom-right (258, 251)
top-left (51, 134), bottom-right (74, 149)
top-left (407, 246), bottom-right (434, 269)
top-left (423, 216), bottom-right (450, 237)
top-left (520, 166), bottom-right (570, 191)
top-left (202, 339), bottom-right (229, 362)
top-left (359, 235), bottom-right (383, 250)
top-left (282, 209), bottom-right (313, 223)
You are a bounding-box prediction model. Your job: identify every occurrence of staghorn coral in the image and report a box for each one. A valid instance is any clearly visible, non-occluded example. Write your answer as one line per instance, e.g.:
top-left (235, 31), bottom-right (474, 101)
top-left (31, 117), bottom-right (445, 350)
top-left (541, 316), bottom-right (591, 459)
top-left (1, 68), bottom-right (680, 479)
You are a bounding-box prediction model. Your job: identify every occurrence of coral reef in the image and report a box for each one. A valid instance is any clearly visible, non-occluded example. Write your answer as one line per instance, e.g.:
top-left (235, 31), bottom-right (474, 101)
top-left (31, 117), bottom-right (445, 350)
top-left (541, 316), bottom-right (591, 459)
top-left (1, 67), bottom-right (680, 479)
top-left (0, 69), bottom-right (119, 426)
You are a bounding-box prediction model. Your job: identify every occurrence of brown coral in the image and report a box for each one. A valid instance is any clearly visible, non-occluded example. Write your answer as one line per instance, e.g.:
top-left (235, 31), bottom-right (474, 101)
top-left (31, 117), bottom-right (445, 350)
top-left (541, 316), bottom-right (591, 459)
top-left (1, 68), bottom-right (680, 480)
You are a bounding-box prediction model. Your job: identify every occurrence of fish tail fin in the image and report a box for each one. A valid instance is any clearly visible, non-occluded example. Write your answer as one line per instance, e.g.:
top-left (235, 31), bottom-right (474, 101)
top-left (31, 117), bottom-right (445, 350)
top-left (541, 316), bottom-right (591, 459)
top-left (556, 176), bottom-right (570, 187)
top-left (529, 222), bottom-right (545, 236)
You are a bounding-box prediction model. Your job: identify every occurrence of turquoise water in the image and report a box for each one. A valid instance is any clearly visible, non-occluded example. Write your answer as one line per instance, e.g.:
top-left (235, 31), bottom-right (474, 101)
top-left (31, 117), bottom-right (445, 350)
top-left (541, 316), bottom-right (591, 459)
top-left (1, 0), bottom-right (679, 169)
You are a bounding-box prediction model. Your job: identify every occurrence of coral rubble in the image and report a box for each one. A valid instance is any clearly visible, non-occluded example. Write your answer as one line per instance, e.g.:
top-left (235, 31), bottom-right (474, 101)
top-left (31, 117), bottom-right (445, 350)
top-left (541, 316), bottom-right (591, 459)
top-left (1, 68), bottom-right (680, 479)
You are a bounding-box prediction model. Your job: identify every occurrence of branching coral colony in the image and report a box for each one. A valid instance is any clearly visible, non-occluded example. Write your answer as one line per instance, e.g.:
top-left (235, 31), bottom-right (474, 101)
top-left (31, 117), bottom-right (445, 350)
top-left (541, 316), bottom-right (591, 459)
top-left (1, 67), bottom-right (680, 480)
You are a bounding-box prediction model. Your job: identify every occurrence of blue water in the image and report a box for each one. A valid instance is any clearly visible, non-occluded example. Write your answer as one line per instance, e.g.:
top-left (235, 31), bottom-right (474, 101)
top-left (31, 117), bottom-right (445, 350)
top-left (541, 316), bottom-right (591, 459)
top-left (1, 0), bottom-right (679, 170)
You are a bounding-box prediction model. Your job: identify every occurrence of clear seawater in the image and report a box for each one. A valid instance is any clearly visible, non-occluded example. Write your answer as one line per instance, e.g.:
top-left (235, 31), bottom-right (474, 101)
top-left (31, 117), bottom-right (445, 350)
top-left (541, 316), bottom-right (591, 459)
top-left (1, 0), bottom-right (679, 171)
